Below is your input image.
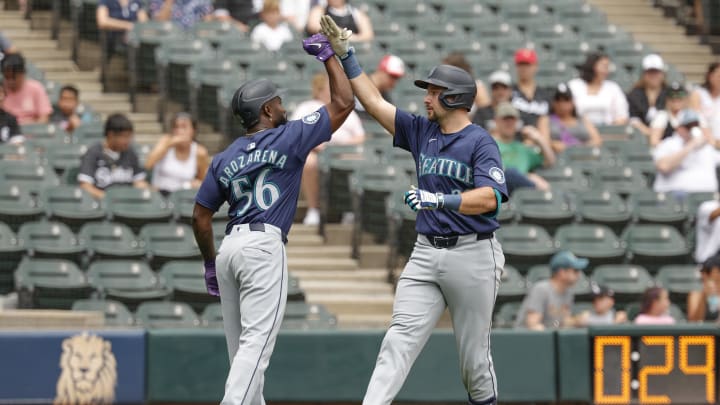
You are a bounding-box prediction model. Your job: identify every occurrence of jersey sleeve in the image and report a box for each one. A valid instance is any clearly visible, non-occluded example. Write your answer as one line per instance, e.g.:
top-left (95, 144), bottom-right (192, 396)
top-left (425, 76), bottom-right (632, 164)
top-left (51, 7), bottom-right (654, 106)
top-left (195, 158), bottom-right (224, 212)
top-left (129, 150), bottom-right (146, 182)
top-left (289, 105), bottom-right (332, 159)
top-left (393, 109), bottom-right (424, 154)
top-left (77, 146), bottom-right (99, 185)
top-left (473, 136), bottom-right (509, 202)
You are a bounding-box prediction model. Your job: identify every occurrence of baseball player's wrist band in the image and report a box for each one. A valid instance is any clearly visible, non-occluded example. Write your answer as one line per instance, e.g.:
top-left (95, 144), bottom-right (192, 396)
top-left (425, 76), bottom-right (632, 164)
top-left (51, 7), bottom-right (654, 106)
top-left (439, 193), bottom-right (462, 211)
top-left (339, 47), bottom-right (363, 79)
top-left (482, 189), bottom-right (503, 219)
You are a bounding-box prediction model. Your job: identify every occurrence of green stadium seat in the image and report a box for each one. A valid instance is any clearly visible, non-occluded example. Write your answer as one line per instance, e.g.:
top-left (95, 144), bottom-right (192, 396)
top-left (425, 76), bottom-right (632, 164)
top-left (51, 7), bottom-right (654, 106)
top-left (20, 123), bottom-right (70, 150)
top-left (686, 192), bottom-right (719, 217)
top-left (0, 143), bottom-right (40, 163)
top-left (42, 185), bottom-right (106, 232)
top-left (622, 225), bottom-right (690, 273)
top-left (591, 265), bottom-right (655, 304)
top-left (127, 21), bottom-right (182, 107)
top-left (0, 222), bottom-right (24, 294)
top-left (386, 2), bottom-right (439, 31)
top-left (558, 145), bottom-right (616, 175)
top-left (627, 191), bottom-right (687, 229)
top-left (140, 223), bottom-right (201, 269)
top-left (0, 162), bottom-right (60, 195)
top-left (169, 188), bottom-right (199, 224)
top-left (212, 221), bottom-right (227, 252)
top-left (188, 58), bottom-right (244, 130)
top-left (575, 189), bottom-right (632, 234)
top-left (216, 37), bottom-right (268, 68)
top-left (281, 302), bottom-right (337, 330)
top-left (493, 301), bottom-right (522, 328)
top-left (156, 38), bottom-right (215, 112)
top-left (14, 257), bottom-right (92, 309)
top-left (87, 260), bottom-right (171, 311)
top-left (533, 166), bottom-right (589, 192)
top-left (105, 187), bottom-right (173, 233)
top-left (0, 183), bottom-right (45, 232)
top-left (625, 302), bottom-right (686, 323)
top-left (497, 265), bottom-right (527, 305)
top-left (201, 302), bottom-right (223, 327)
top-left (497, 201), bottom-right (517, 225)
top-left (191, 20), bottom-right (245, 48)
top-left (79, 221), bottom-right (145, 260)
top-left (512, 189), bottom-right (575, 233)
top-left (496, 224), bottom-right (557, 273)
top-left (71, 122), bottom-right (104, 146)
top-left (46, 143), bottom-right (89, 177)
top-left (655, 265), bottom-right (702, 304)
top-left (552, 2), bottom-right (607, 32)
top-left (591, 166), bottom-right (648, 197)
top-left (18, 220), bottom-right (86, 265)
top-left (72, 299), bottom-right (135, 327)
top-left (554, 224), bottom-right (626, 268)
top-left (135, 301), bottom-right (201, 328)
top-left (387, 204), bottom-right (418, 275)
top-left (524, 264), bottom-right (593, 299)
top-left (159, 260), bottom-right (219, 312)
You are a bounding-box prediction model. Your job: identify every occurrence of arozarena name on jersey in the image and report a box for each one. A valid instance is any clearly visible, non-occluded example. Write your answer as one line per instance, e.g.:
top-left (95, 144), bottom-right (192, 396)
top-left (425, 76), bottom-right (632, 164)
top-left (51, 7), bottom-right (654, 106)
top-left (418, 153), bottom-right (473, 185)
top-left (218, 149), bottom-right (288, 187)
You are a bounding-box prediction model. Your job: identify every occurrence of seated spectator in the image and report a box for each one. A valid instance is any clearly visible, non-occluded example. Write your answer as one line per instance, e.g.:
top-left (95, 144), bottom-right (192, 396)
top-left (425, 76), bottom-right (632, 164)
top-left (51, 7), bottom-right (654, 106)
top-left (292, 72), bottom-right (365, 225)
top-left (473, 70), bottom-right (513, 131)
top-left (687, 254), bottom-right (720, 322)
top-left (306, 0), bottom-right (374, 42)
top-left (0, 86), bottom-right (22, 144)
top-left (634, 287), bottom-right (675, 325)
top-left (1, 53), bottom-right (52, 125)
top-left (442, 52), bottom-right (490, 112)
top-left (653, 109), bottom-right (720, 195)
top-left (355, 55), bottom-right (405, 121)
top-left (696, 199), bottom-right (720, 264)
top-left (78, 113), bottom-right (148, 199)
top-left (690, 62), bottom-right (720, 140)
top-left (627, 54), bottom-right (668, 137)
top-left (568, 52), bottom-right (629, 126)
top-left (0, 31), bottom-right (18, 60)
top-left (511, 48), bottom-right (551, 138)
top-left (514, 251), bottom-right (588, 330)
top-left (583, 284), bottom-right (627, 325)
top-left (648, 82), bottom-right (706, 147)
top-left (144, 112), bottom-right (209, 195)
top-left (96, 0), bottom-right (148, 50)
top-left (492, 102), bottom-right (555, 194)
top-left (281, 0), bottom-right (310, 33)
top-left (250, 0), bottom-right (294, 52)
top-left (49, 85), bottom-right (95, 134)
top-left (149, 0), bottom-right (213, 29)
top-left (549, 83), bottom-right (602, 153)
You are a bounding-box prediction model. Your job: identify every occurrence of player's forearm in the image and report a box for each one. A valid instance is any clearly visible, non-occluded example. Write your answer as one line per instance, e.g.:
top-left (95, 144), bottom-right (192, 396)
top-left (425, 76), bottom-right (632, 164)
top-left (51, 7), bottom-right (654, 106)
top-left (326, 57), bottom-right (354, 113)
top-left (79, 182), bottom-right (105, 200)
top-left (191, 204), bottom-right (216, 261)
top-left (458, 187), bottom-right (498, 216)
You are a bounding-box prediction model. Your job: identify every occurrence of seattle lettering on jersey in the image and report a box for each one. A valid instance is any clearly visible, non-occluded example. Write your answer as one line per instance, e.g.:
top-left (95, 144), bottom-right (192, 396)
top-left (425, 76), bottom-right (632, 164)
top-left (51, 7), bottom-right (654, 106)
top-left (218, 149), bottom-right (288, 187)
top-left (418, 153), bottom-right (473, 185)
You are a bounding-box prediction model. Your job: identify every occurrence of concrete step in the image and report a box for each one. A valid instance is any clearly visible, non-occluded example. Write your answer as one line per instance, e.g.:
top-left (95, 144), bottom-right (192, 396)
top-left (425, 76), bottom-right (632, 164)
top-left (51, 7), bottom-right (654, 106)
top-left (287, 257), bottom-right (358, 271)
top-left (44, 71), bottom-right (100, 83)
top-left (127, 113), bottom-right (158, 124)
top-left (307, 293), bottom-right (394, 316)
top-left (33, 60), bottom-right (79, 73)
top-left (134, 122), bottom-right (163, 134)
top-left (300, 280), bottom-right (393, 295)
top-left (286, 245), bottom-right (351, 259)
top-left (292, 269), bottom-right (388, 282)
top-left (288, 224), bottom-right (322, 237)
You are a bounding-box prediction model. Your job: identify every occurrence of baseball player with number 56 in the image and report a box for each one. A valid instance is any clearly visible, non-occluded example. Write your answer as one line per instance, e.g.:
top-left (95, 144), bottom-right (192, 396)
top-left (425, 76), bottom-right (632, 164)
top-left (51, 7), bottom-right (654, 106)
top-left (320, 16), bottom-right (508, 405)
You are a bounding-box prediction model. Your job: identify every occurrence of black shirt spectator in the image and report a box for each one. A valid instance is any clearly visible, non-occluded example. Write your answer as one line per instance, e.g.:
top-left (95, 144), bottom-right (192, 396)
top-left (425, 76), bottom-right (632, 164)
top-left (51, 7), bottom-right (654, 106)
top-left (0, 109), bottom-right (21, 143)
top-left (627, 54), bottom-right (669, 137)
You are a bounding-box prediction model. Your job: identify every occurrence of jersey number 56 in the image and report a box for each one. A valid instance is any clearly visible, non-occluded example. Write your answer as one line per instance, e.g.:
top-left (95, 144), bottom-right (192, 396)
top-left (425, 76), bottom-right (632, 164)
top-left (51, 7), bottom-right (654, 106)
top-left (231, 168), bottom-right (280, 216)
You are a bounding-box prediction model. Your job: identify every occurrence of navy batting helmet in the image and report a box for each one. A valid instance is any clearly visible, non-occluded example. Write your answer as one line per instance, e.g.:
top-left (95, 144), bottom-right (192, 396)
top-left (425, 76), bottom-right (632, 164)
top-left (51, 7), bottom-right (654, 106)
top-left (414, 64), bottom-right (477, 111)
top-left (231, 79), bottom-right (283, 129)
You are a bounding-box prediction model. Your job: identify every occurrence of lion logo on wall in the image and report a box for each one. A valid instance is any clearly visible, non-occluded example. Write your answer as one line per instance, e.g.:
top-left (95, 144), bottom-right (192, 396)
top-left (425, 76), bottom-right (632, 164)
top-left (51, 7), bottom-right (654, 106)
top-left (54, 332), bottom-right (117, 405)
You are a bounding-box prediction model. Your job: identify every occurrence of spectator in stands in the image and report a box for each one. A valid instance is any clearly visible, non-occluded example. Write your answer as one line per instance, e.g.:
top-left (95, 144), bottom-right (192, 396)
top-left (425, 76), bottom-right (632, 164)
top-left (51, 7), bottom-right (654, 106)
top-left (653, 109), bottom-right (720, 195)
top-left (695, 198), bottom-right (720, 264)
top-left (0, 86), bottom-right (22, 144)
top-left (292, 72), bottom-right (365, 225)
top-left (514, 251), bottom-right (588, 330)
top-left (355, 55), bottom-right (405, 121)
top-left (549, 82), bottom-right (602, 153)
top-left (442, 52), bottom-right (490, 112)
top-left (250, 0), bottom-right (294, 52)
top-left (78, 113), bottom-right (148, 199)
top-left (511, 48), bottom-right (552, 137)
top-left (306, 0), bottom-right (374, 42)
top-left (49, 85), bottom-right (95, 134)
top-left (0, 31), bottom-right (18, 60)
top-left (212, 0), bottom-right (254, 31)
top-left (688, 254), bottom-right (720, 322)
top-left (634, 287), bottom-right (675, 325)
top-left (492, 102), bottom-right (555, 194)
top-left (690, 62), bottom-right (720, 140)
top-left (583, 284), bottom-right (627, 325)
top-left (473, 70), bottom-right (513, 131)
top-left (281, 0), bottom-right (310, 33)
top-left (149, 0), bottom-right (213, 29)
top-left (96, 0), bottom-right (148, 50)
top-left (144, 112), bottom-right (209, 195)
top-left (648, 81), bottom-right (705, 147)
top-left (568, 52), bottom-right (629, 126)
top-left (1, 53), bottom-right (53, 125)
top-left (627, 54), bottom-right (668, 137)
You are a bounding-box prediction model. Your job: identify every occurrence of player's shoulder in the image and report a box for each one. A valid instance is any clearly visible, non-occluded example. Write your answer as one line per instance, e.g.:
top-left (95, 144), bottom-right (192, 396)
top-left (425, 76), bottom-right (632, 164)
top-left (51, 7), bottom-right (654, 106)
top-left (465, 123), bottom-right (496, 146)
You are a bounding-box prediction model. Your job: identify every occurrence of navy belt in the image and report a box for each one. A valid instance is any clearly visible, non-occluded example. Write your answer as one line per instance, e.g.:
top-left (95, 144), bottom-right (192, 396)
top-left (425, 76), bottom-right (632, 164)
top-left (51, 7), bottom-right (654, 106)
top-left (227, 223), bottom-right (288, 244)
top-left (423, 232), bottom-right (493, 249)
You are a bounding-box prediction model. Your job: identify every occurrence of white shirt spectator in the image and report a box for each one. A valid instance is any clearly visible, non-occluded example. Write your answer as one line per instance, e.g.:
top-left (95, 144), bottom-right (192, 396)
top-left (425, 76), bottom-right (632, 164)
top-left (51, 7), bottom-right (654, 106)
top-left (696, 200), bottom-right (720, 263)
top-left (695, 86), bottom-right (720, 140)
top-left (652, 135), bottom-right (720, 193)
top-left (568, 78), bottom-right (629, 125)
top-left (651, 110), bottom-right (709, 132)
top-left (280, 0), bottom-right (310, 32)
top-left (250, 21), bottom-right (293, 51)
top-left (291, 100), bottom-right (364, 145)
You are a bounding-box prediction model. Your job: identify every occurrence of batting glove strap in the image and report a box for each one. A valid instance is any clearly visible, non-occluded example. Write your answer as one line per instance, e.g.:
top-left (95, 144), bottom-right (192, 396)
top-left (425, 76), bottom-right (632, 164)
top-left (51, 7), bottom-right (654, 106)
top-left (339, 47), bottom-right (363, 79)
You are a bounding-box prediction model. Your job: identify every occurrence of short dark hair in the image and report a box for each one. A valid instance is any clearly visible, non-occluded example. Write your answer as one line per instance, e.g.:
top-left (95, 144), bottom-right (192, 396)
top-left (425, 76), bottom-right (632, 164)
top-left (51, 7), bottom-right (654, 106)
top-left (640, 286), bottom-right (665, 315)
top-left (578, 51), bottom-right (608, 84)
top-left (59, 84), bottom-right (79, 99)
top-left (104, 113), bottom-right (133, 137)
top-left (1, 53), bottom-right (26, 74)
top-left (171, 112), bottom-right (197, 131)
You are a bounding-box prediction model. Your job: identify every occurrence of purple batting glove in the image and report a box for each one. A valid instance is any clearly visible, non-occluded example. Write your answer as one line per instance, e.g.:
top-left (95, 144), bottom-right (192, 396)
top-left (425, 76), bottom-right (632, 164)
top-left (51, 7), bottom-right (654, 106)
top-left (302, 33), bottom-right (335, 62)
top-left (204, 259), bottom-right (220, 297)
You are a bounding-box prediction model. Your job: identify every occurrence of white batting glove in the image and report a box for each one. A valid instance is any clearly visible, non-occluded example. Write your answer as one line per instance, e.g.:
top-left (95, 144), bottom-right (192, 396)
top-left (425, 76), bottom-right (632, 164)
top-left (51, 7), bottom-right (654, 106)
top-left (319, 15), bottom-right (351, 57)
top-left (404, 186), bottom-right (444, 211)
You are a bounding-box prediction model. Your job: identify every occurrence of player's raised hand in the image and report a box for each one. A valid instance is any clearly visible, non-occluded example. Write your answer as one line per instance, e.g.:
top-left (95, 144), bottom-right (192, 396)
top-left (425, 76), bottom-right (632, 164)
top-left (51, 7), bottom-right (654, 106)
top-left (404, 185), bottom-right (444, 211)
top-left (302, 33), bottom-right (335, 62)
top-left (319, 15), bottom-right (351, 57)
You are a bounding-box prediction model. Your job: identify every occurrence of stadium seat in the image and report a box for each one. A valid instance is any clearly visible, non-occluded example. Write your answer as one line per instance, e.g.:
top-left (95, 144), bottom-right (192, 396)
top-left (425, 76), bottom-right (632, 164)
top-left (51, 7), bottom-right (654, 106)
top-left (627, 191), bottom-right (687, 229)
top-left (622, 225), bottom-right (690, 274)
top-left (385, 2), bottom-right (439, 31)
top-left (169, 188), bottom-right (199, 224)
top-left (497, 201), bottom-right (517, 225)
top-left (0, 222), bottom-right (24, 294)
top-left (105, 187), bottom-right (174, 233)
top-left (135, 301), bottom-right (201, 328)
top-left (282, 302), bottom-right (338, 330)
top-left (191, 20), bottom-right (244, 48)
top-left (592, 166), bottom-right (649, 197)
top-left (558, 145), bottom-right (616, 175)
top-left (554, 224), bottom-right (626, 268)
top-left (524, 264), bottom-right (593, 299)
top-left (493, 301), bottom-right (522, 328)
top-left (18, 220), bottom-right (86, 265)
top-left (0, 143), bottom-right (40, 163)
top-left (42, 185), bottom-right (106, 232)
top-left (87, 260), bottom-right (171, 311)
top-left (0, 183), bottom-right (45, 232)
top-left (317, 145), bottom-right (365, 226)
top-left (512, 189), bottom-right (575, 233)
top-left (591, 265), bottom-right (655, 304)
top-left (71, 122), bottom-right (104, 146)
top-left (496, 224), bottom-right (557, 273)
top-left (625, 302), bottom-right (686, 323)
top-left (575, 189), bottom-right (632, 234)
top-left (201, 303), bottom-right (223, 328)
top-left (20, 123), bottom-right (69, 149)
top-left (79, 221), bottom-right (145, 261)
top-left (159, 260), bottom-right (219, 312)
top-left (127, 21), bottom-right (182, 106)
top-left (188, 58), bottom-right (244, 130)
top-left (156, 38), bottom-right (214, 114)
top-left (686, 192), bottom-right (719, 217)
top-left (533, 166), bottom-right (589, 192)
top-left (14, 257), bottom-right (92, 309)
top-left (655, 265), bottom-right (702, 304)
top-left (497, 265), bottom-right (527, 305)
top-left (140, 223), bottom-right (201, 269)
top-left (0, 162), bottom-right (60, 195)
top-left (72, 299), bottom-right (135, 327)
top-left (46, 143), bottom-right (89, 177)
top-left (216, 37), bottom-right (268, 69)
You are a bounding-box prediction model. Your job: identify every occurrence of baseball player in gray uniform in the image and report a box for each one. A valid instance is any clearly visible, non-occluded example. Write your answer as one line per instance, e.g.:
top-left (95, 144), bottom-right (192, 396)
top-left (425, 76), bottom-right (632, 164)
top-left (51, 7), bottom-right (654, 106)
top-left (191, 33), bottom-right (354, 405)
top-left (320, 16), bottom-right (508, 405)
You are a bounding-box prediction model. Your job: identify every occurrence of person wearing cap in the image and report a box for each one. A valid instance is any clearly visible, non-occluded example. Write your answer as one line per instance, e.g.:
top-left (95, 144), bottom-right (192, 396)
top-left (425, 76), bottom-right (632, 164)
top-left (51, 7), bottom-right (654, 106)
top-left (514, 251), bottom-right (588, 330)
top-left (583, 284), bottom-right (627, 325)
top-left (653, 108), bottom-right (720, 194)
top-left (354, 54), bottom-right (405, 121)
top-left (472, 70), bottom-right (513, 131)
top-left (1, 53), bottom-right (52, 125)
top-left (493, 101), bottom-right (555, 194)
top-left (549, 82), bottom-right (602, 153)
top-left (634, 287), bottom-right (675, 325)
top-left (568, 52), bottom-right (629, 126)
top-left (626, 54), bottom-right (669, 137)
top-left (0, 31), bottom-right (18, 58)
top-left (306, 0), bottom-right (374, 42)
top-left (648, 81), bottom-right (707, 147)
top-left (511, 48), bottom-right (552, 135)
top-left (690, 62), bottom-right (720, 141)
top-left (688, 254), bottom-right (720, 322)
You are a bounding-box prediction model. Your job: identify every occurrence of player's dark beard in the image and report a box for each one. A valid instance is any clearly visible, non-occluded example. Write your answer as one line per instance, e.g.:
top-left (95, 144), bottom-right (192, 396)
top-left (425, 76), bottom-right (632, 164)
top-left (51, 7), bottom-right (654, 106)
top-left (276, 112), bottom-right (288, 126)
